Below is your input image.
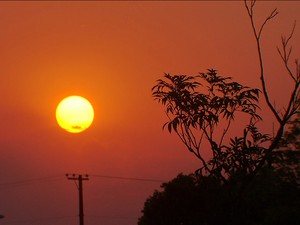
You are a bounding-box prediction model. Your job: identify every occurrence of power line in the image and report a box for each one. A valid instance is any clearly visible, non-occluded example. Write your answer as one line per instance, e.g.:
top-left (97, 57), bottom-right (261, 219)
top-left (86, 214), bottom-right (137, 220)
top-left (0, 173), bottom-right (165, 191)
top-left (90, 174), bottom-right (165, 183)
top-left (0, 173), bottom-right (163, 225)
top-left (0, 175), bottom-right (63, 189)
top-left (3, 215), bottom-right (76, 224)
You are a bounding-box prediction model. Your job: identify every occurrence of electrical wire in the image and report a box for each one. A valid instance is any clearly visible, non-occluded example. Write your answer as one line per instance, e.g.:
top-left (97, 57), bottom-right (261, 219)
top-left (90, 174), bottom-right (165, 183)
top-left (0, 175), bottom-right (63, 190)
top-left (0, 173), bottom-right (163, 224)
top-left (86, 214), bottom-right (137, 220)
top-left (0, 173), bottom-right (165, 191)
top-left (3, 215), bottom-right (76, 224)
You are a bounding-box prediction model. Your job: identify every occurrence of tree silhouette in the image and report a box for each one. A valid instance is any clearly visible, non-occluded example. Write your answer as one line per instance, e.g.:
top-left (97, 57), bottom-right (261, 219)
top-left (139, 118), bottom-right (300, 225)
top-left (272, 114), bottom-right (300, 186)
top-left (139, 168), bottom-right (300, 225)
top-left (152, 70), bottom-right (266, 183)
top-left (152, 0), bottom-right (299, 185)
top-left (143, 1), bottom-right (300, 224)
top-left (138, 174), bottom-right (230, 225)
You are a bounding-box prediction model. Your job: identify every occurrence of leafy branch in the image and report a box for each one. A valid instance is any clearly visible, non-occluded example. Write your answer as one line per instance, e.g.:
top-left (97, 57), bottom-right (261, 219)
top-left (152, 69), bottom-right (262, 182)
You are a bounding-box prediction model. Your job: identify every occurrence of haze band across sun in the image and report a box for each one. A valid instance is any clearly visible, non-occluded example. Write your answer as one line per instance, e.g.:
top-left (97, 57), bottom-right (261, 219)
top-left (56, 96), bottom-right (94, 133)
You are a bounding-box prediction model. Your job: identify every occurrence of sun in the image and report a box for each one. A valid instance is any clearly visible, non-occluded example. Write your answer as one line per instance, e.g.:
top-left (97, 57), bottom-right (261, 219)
top-left (56, 96), bottom-right (94, 133)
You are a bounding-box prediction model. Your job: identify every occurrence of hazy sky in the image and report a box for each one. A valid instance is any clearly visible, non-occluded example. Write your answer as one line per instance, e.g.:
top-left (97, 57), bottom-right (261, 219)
top-left (1, 1), bottom-right (300, 225)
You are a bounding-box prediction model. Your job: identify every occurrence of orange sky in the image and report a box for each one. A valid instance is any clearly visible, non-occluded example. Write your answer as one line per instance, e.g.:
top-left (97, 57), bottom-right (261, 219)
top-left (0, 1), bottom-right (300, 225)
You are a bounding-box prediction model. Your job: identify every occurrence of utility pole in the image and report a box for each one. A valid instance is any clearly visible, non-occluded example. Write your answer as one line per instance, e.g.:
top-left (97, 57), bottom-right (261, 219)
top-left (66, 174), bottom-right (89, 225)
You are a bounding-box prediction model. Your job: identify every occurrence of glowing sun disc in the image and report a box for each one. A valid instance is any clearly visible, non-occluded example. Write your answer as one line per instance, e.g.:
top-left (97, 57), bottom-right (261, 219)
top-left (56, 96), bottom-right (94, 133)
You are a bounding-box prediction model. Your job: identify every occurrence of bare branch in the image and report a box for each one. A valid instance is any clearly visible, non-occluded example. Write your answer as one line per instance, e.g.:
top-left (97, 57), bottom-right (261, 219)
top-left (274, 21), bottom-right (300, 122)
top-left (277, 22), bottom-right (298, 83)
top-left (176, 126), bottom-right (211, 175)
top-left (244, 1), bottom-right (300, 185)
top-left (244, 0), bottom-right (256, 17)
top-left (245, 1), bottom-right (258, 38)
top-left (219, 118), bottom-right (233, 147)
top-left (258, 8), bottom-right (279, 38)
top-left (197, 131), bottom-right (205, 156)
top-left (283, 81), bottom-right (300, 122)
top-left (245, 0), bottom-right (282, 123)
top-left (286, 21), bottom-right (296, 46)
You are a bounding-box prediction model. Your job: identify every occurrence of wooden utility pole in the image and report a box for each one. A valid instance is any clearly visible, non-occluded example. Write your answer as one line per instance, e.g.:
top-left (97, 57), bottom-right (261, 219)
top-left (66, 174), bottom-right (89, 225)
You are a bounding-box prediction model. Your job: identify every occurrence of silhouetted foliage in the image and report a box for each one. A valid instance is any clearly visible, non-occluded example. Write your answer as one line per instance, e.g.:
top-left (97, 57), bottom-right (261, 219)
top-left (272, 115), bottom-right (300, 186)
top-left (152, 69), bottom-right (269, 183)
top-left (149, 70), bottom-right (300, 223)
top-left (152, 0), bottom-right (300, 185)
top-left (139, 174), bottom-right (229, 225)
top-left (144, 1), bottom-right (300, 224)
top-left (139, 166), bottom-right (300, 225)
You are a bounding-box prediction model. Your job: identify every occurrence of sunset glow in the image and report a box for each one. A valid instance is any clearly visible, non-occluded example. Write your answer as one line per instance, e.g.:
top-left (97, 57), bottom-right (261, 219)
top-left (1, 1), bottom-right (299, 225)
top-left (56, 96), bottom-right (94, 133)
